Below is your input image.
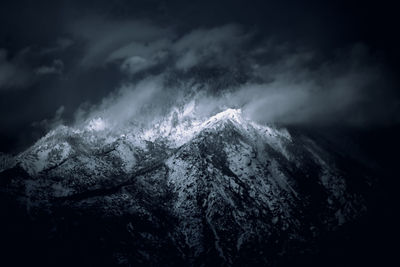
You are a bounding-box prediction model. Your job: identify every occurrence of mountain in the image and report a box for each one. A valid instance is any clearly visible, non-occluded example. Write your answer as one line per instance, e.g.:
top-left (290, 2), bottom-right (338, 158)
top-left (0, 108), bottom-right (373, 266)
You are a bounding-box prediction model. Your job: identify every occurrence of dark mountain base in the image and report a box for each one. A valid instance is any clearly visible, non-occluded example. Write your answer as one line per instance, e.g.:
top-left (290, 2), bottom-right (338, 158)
top-left (0, 190), bottom-right (397, 267)
top-left (1, 122), bottom-right (398, 266)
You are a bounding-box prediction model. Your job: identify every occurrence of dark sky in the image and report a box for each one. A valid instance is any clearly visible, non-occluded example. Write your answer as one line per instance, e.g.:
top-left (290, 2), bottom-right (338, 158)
top-left (0, 0), bottom-right (399, 153)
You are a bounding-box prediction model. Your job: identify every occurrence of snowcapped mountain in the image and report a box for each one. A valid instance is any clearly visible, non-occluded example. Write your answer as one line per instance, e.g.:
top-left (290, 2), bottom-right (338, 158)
top-left (0, 108), bottom-right (371, 266)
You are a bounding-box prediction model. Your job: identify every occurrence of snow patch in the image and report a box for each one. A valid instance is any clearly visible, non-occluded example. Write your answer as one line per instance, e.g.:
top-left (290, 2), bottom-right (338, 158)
top-left (86, 117), bottom-right (107, 131)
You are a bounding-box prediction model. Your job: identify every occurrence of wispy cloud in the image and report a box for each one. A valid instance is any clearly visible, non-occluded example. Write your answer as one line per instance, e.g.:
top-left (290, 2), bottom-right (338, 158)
top-left (69, 17), bottom-right (173, 69)
top-left (0, 48), bottom-right (33, 90)
top-left (35, 59), bottom-right (64, 75)
top-left (65, 19), bottom-right (398, 128)
top-left (32, 105), bottom-right (65, 131)
top-left (40, 38), bottom-right (74, 55)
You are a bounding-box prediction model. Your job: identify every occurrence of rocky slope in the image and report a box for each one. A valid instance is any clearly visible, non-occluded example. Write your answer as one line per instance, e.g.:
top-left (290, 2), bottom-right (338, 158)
top-left (0, 108), bottom-right (372, 266)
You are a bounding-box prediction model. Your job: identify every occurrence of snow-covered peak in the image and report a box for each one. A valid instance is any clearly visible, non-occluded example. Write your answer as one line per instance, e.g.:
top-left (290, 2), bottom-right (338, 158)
top-left (207, 108), bottom-right (242, 121)
top-left (141, 108), bottom-right (248, 147)
top-left (137, 107), bottom-right (291, 151)
top-left (15, 106), bottom-right (293, 176)
top-left (200, 108), bottom-right (245, 128)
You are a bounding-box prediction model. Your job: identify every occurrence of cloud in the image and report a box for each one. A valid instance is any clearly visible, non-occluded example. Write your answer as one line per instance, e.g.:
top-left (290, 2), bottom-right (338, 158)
top-left (173, 24), bottom-right (249, 70)
top-left (189, 44), bottom-right (399, 126)
top-left (68, 18), bottom-right (251, 75)
top-left (41, 38), bottom-right (74, 55)
top-left (73, 75), bottom-right (178, 129)
top-left (0, 47), bottom-right (65, 91)
top-left (0, 48), bottom-right (33, 90)
top-left (35, 59), bottom-right (64, 75)
top-left (120, 56), bottom-right (157, 74)
top-left (32, 105), bottom-right (65, 131)
top-left (65, 20), bottom-right (398, 129)
top-left (232, 45), bottom-right (397, 125)
top-left (69, 17), bottom-right (173, 68)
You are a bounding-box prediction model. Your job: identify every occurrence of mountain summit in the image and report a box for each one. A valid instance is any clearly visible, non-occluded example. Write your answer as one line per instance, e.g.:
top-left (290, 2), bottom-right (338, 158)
top-left (0, 108), bottom-right (371, 266)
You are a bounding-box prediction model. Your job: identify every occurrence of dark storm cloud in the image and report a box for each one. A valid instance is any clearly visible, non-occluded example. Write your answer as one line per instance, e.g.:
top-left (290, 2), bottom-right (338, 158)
top-left (68, 17), bottom-right (174, 69)
top-left (40, 38), bottom-right (74, 55)
top-left (69, 19), bottom-right (398, 128)
top-left (35, 59), bottom-right (64, 75)
top-left (31, 105), bottom-right (65, 131)
top-left (233, 44), bottom-right (399, 126)
top-left (66, 17), bottom-right (251, 73)
top-left (66, 21), bottom-right (254, 128)
top-left (1, 0), bottom-right (399, 153)
top-left (0, 40), bottom-right (71, 91)
top-left (172, 24), bottom-right (250, 70)
top-left (0, 48), bottom-right (33, 90)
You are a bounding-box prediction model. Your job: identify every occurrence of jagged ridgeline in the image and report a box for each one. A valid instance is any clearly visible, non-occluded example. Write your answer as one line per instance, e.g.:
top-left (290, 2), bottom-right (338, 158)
top-left (0, 109), bottom-right (373, 266)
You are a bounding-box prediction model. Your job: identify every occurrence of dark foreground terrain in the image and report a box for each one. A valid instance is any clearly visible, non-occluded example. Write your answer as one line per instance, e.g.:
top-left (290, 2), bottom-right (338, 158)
top-left (0, 114), bottom-right (398, 266)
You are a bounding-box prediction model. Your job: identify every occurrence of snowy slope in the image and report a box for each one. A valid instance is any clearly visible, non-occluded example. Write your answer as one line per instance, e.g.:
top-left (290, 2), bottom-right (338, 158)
top-left (0, 108), bottom-right (370, 266)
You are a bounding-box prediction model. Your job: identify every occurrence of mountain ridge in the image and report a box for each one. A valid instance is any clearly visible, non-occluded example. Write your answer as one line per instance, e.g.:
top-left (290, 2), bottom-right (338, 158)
top-left (0, 108), bottom-right (371, 266)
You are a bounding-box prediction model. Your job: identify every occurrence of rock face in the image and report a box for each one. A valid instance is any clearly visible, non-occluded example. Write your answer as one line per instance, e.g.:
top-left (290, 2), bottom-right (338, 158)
top-left (0, 109), bottom-right (371, 266)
